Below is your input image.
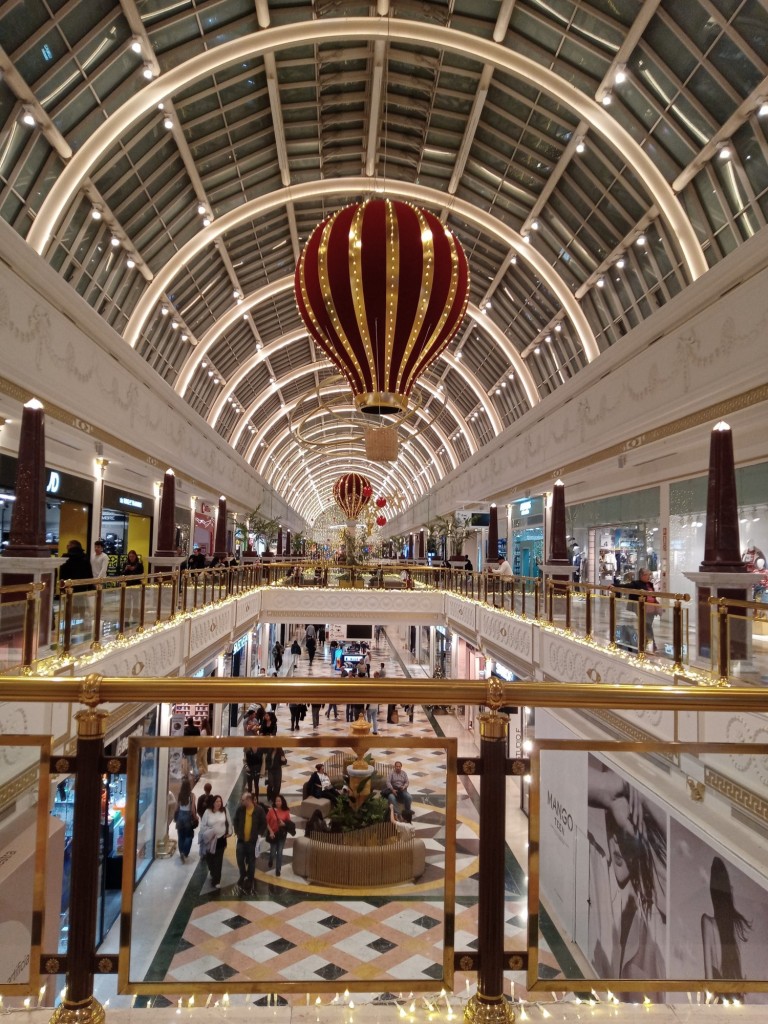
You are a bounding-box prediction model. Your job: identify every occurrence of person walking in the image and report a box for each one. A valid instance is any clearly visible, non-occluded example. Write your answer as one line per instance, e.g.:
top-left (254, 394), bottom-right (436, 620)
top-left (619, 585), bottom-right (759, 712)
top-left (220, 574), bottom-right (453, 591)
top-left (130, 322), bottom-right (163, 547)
top-left (290, 638), bottom-right (301, 672)
top-left (196, 781), bottom-right (213, 819)
top-left (628, 567), bottom-right (662, 654)
top-left (311, 703), bottom-right (323, 727)
top-left (182, 716), bottom-right (200, 779)
top-left (173, 776), bottom-right (198, 862)
top-left (233, 791), bottom-right (266, 892)
top-left (199, 794), bottom-right (231, 889)
top-left (289, 702), bottom-right (303, 731)
top-left (91, 540), bottom-right (109, 579)
top-left (365, 702), bottom-right (379, 735)
top-left (266, 795), bottom-right (292, 877)
top-left (272, 639), bottom-right (284, 672)
top-left (266, 747), bottom-right (285, 803)
top-left (325, 702), bottom-right (339, 719)
top-left (196, 715), bottom-right (210, 777)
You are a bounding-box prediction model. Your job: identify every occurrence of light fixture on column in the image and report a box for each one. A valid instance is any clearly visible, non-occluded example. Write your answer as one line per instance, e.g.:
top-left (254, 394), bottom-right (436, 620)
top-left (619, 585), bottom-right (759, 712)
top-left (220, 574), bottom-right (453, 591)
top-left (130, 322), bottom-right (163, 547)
top-left (95, 457), bottom-right (110, 478)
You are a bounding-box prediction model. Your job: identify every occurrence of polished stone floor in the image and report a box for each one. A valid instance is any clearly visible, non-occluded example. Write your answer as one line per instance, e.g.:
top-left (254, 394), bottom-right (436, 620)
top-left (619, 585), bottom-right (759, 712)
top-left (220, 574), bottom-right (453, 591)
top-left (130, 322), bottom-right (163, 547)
top-left (96, 632), bottom-right (563, 1007)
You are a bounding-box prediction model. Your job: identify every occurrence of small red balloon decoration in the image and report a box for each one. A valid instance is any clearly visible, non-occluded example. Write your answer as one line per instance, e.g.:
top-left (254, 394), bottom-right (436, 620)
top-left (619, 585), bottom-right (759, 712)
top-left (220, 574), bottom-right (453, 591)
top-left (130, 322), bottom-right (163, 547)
top-left (375, 496), bottom-right (386, 508)
top-left (376, 515), bottom-right (387, 527)
top-left (362, 484), bottom-right (373, 499)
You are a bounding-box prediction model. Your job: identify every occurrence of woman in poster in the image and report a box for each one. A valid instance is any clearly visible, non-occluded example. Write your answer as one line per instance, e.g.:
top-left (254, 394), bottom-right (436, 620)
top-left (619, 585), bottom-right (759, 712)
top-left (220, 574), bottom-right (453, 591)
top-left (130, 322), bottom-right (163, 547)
top-left (701, 856), bottom-right (751, 997)
top-left (588, 762), bottom-right (667, 997)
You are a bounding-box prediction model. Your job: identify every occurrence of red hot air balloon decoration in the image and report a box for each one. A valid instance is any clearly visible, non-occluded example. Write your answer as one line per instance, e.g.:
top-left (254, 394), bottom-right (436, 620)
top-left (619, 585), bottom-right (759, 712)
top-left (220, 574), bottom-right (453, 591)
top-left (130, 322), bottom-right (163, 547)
top-left (376, 515), bottom-right (387, 527)
top-left (295, 198), bottom-right (469, 415)
top-left (375, 496), bottom-right (387, 509)
top-left (333, 473), bottom-right (372, 521)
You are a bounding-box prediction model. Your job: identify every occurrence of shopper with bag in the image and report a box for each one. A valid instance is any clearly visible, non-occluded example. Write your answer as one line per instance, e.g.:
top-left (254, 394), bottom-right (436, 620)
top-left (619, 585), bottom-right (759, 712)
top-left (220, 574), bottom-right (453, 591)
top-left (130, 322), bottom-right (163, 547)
top-left (199, 794), bottom-right (231, 889)
top-left (233, 791), bottom-right (266, 892)
top-left (266, 795), bottom-right (293, 877)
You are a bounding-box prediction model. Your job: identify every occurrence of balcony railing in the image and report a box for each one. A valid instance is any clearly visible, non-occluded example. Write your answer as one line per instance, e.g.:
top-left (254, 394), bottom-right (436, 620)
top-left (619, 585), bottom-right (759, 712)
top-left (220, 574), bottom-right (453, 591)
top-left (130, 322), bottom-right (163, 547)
top-left (3, 561), bottom-right (766, 684)
top-left (1, 675), bottom-right (767, 1021)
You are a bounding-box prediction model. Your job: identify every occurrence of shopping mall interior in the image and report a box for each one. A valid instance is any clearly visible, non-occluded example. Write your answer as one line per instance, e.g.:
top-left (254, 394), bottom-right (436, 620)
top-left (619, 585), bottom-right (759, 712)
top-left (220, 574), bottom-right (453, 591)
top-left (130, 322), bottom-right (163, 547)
top-left (1, 2), bottom-right (768, 1022)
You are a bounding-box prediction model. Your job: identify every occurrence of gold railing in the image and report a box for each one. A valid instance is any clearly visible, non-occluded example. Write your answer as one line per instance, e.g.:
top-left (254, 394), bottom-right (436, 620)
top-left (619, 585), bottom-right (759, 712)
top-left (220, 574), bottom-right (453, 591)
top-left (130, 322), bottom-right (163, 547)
top-left (5, 561), bottom-right (767, 684)
top-left (1, 675), bottom-right (767, 1019)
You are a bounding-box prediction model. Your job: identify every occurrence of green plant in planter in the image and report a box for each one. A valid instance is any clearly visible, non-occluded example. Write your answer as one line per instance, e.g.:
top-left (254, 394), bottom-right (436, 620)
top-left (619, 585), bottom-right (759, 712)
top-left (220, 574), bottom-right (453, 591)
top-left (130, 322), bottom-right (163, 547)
top-left (329, 793), bottom-right (390, 833)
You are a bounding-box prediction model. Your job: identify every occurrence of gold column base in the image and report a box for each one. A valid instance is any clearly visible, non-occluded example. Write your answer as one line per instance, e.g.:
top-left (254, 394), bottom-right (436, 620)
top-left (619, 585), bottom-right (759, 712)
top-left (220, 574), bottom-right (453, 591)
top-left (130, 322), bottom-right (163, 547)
top-left (155, 833), bottom-right (177, 858)
top-left (465, 994), bottom-right (515, 1024)
top-left (49, 996), bottom-right (105, 1024)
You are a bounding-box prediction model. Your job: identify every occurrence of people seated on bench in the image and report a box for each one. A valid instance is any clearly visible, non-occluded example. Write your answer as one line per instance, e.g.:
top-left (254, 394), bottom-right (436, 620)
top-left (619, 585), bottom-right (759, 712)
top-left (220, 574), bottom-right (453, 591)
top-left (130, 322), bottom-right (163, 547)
top-left (382, 761), bottom-right (413, 815)
top-left (308, 763), bottom-right (342, 802)
top-left (304, 807), bottom-right (331, 837)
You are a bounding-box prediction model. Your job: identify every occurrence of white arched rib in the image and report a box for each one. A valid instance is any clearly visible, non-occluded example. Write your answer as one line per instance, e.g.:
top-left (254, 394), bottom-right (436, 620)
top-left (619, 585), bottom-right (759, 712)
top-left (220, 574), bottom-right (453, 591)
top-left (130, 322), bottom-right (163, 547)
top-left (122, 179), bottom-right (597, 368)
top-left (28, 18), bottom-right (706, 284)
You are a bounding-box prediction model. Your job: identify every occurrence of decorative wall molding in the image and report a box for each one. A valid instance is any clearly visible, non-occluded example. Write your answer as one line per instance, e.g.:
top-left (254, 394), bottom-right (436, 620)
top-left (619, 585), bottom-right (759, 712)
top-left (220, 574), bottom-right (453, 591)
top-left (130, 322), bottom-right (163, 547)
top-left (76, 628), bottom-right (185, 679)
top-left (188, 605), bottom-right (236, 658)
top-left (261, 588), bottom-right (444, 623)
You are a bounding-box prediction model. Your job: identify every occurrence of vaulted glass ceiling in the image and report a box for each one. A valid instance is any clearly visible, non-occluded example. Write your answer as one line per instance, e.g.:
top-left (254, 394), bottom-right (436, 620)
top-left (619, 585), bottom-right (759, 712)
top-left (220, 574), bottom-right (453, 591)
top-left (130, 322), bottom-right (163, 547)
top-left (1, 0), bottom-right (767, 522)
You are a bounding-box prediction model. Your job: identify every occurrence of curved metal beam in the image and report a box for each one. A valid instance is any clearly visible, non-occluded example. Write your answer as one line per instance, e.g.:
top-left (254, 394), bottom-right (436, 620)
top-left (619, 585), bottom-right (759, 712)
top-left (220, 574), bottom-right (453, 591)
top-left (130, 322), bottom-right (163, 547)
top-left (28, 19), bottom-right (706, 284)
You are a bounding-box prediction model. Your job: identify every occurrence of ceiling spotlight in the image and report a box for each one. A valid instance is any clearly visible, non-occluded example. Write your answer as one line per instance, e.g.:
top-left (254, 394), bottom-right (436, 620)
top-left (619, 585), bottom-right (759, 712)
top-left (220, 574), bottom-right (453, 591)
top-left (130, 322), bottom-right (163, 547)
top-left (510, 255), bottom-right (517, 264)
top-left (495, 388), bottom-right (501, 395)
top-left (597, 275), bottom-right (605, 287)
top-left (534, 346), bottom-right (541, 355)
top-left (255, 342), bottom-right (263, 351)
top-left (601, 91), bottom-right (612, 106)
top-left (110, 235), bottom-right (120, 247)
top-left (575, 137), bottom-right (586, 154)
top-left (759, 101), bottom-right (768, 118)
top-left (522, 232), bottom-right (530, 243)
top-left (142, 64), bottom-right (154, 80)
top-left (202, 216), bottom-right (211, 227)
top-left (269, 376), bottom-right (276, 385)
top-left (181, 333), bottom-right (189, 341)
top-left (91, 206), bottom-right (102, 220)
top-left (213, 377), bottom-right (220, 384)
top-left (197, 203), bottom-right (206, 215)
top-left (616, 256), bottom-right (626, 269)
top-left (554, 322), bottom-right (562, 332)
top-left (484, 300), bottom-right (492, 309)
top-left (233, 289), bottom-right (241, 299)
top-left (242, 313), bottom-right (249, 320)
top-left (160, 304), bottom-right (169, 316)
top-left (130, 37), bottom-right (143, 54)
top-left (163, 116), bottom-right (173, 130)
top-left (718, 141), bottom-right (732, 160)
top-left (207, 369), bottom-right (213, 377)
top-left (20, 107), bottom-right (36, 127)
top-left (614, 65), bottom-right (627, 84)
top-left (126, 257), bottom-right (136, 269)
top-left (636, 233), bottom-right (646, 246)
top-left (171, 319), bottom-right (179, 329)
top-left (545, 334), bottom-right (552, 342)
top-left (531, 219), bottom-right (539, 230)
top-left (201, 361), bottom-right (208, 368)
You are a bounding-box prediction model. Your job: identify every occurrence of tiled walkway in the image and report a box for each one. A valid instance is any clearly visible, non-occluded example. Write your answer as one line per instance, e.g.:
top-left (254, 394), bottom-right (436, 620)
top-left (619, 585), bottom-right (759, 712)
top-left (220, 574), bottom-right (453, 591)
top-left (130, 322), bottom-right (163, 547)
top-left (97, 633), bottom-right (568, 1006)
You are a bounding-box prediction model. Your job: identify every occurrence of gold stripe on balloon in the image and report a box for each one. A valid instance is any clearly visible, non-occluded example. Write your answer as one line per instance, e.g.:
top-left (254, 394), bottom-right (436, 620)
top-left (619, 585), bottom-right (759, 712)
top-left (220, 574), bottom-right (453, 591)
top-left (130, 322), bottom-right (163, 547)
top-left (395, 204), bottom-right (434, 394)
top-left (349, 202), bottom-right (376, 393)
top-left (385, 199), bottom-right (399, 396)
top-left (407, 228), bottom-right (466, 389)
top-left (317, 211), bottom-right (366, 394)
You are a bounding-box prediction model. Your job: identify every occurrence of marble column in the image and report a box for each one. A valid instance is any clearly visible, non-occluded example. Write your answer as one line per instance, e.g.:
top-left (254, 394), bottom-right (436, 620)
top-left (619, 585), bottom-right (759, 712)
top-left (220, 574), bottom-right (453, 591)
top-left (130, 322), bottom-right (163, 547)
top-left (1, 398), bottom-right (64, 651)
top-left (154, 469), bottom-right (176, 556)
top-left (286, 529), bottom-right (292, 557)
top-left (409, 532), bottom-right (415, 560)
top-left (685, 421), bottom-right (749, 662)
top-left (276, 526), bottom-right (283, 557)
top-left (487, 505), bottom-right (499, 561)
top-left (418, 528), bottom-right (425, 560)
top-left (213, 495), bottom-right (228, 559)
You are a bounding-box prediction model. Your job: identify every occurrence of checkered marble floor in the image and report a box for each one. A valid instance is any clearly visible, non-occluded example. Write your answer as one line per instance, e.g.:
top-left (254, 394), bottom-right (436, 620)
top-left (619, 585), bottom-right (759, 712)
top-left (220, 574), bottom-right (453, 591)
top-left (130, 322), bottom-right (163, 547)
top-left (126, 636), bottom-right (564, 1004)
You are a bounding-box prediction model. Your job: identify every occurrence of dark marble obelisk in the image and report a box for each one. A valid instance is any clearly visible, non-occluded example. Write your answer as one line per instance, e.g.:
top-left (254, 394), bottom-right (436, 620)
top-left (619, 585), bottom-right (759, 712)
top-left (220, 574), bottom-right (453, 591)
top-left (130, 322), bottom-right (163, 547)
top-left (700, 421), bottom-right (747, 573)
top-left (4, 398), bottom-right (49, 558)
top-left (487, 505), bottom-right (499, 561)
top-left (154, 469), bottom-right (177, 557)
top-left (213, 495), bottom-right (228, 559)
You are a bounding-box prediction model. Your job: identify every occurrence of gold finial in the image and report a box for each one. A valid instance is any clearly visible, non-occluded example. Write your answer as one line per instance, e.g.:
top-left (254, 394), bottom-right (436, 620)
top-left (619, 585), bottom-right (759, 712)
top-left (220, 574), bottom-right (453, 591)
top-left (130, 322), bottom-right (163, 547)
top-left (79, 674), bottom-right (103, 707)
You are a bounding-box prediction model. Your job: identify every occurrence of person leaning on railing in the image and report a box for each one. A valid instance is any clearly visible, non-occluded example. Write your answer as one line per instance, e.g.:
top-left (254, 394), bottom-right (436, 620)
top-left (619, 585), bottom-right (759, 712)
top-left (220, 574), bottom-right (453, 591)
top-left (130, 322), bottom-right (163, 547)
top-left (627, 568), bottom-right (662, 654)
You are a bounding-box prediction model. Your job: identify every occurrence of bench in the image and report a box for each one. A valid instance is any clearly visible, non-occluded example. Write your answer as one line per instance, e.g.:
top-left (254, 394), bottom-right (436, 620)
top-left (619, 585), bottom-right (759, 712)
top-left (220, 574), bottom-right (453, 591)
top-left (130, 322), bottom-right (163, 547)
top-left (291, 829), bottom-right (427, 885)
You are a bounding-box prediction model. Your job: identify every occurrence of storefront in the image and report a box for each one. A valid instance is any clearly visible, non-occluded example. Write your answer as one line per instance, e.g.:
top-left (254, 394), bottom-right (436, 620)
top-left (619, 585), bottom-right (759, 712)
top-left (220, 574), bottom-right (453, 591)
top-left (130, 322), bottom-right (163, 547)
top-left (52, 706), bottom-right (159, 949)
top-left (567, 488), bottom-right (660, 588)
top-left (510, 496), bottom-right (544, 579)
top-left (193, 502), bottom-right (215, 557)
top-left (100, 484), bottom-right (153, 572)
top-left (0, 455), bottom-right (94, 552)
top-left (175, 504), bottom-right (191, 555)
